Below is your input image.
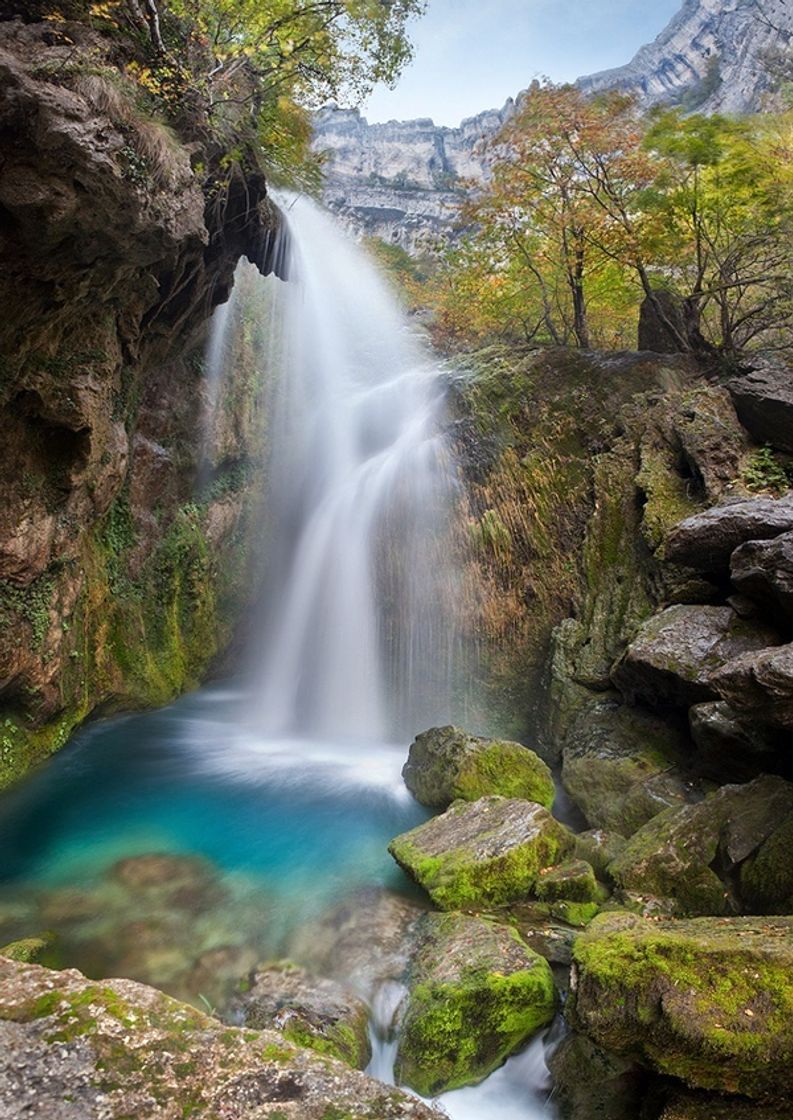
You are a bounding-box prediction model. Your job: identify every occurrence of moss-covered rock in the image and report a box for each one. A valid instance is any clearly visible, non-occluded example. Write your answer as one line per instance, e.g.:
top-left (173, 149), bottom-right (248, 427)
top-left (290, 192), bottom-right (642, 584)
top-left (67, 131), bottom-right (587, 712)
top-left (569, 912), bottom-right (793, 1101)
top-left (0, 933), bottom-right (53, 963)
top-left (608, 775), bottom-right (793, 916)
top-left (739, 811), bottom-right (793, 914)
top-left (573, 829), bottom-right (628, 880)
top-left (535, 860), bottom-right (600, 904)
top-left (401, 725), bottom-right (554, 809)
top-left (228, 960), bottom-right (371, 1069)
top-left (394, 912), bottom-right (556, 1096)
top-left (560, 698), bottom-right (696, 835)
top-left (656, 1088), bottom-right (793, 1120)
top-left (0, 957), bottom-right (437, 1119)
top-left (388, 795), bottom-right (574, 911)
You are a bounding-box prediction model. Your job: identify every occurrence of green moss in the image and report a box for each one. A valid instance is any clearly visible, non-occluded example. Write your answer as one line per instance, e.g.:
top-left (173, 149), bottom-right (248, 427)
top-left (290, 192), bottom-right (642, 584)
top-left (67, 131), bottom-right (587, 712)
top-left (395, 920), bottom-right (556, 1096)
top-left (453, 741), bottom-right (555, 808)
top-left (740, 812), bottom-right (793, 914)
top-left (0, 570), bottom-right (57, 650)
top-left (535, 860), bottom-right (600, 903)
top-left (0, 934), bottom-right (54, 964)
top-left (570, 913), bottom-right (793, 1099)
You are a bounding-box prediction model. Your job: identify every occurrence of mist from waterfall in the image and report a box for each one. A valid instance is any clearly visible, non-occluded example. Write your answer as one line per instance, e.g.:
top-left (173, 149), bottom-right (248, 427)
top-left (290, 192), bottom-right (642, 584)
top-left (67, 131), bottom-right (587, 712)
top-left (244, 192), bottom-right (459, 743)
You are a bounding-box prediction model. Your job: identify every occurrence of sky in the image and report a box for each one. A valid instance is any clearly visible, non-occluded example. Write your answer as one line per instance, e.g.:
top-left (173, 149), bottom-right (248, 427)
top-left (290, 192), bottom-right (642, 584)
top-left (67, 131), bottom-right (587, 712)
top-left (362, 0), bottom-right (683, 127)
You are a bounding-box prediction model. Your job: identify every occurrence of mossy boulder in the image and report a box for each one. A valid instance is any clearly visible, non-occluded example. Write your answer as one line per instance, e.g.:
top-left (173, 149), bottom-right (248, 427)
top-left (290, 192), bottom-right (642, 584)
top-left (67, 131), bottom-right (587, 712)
top-left (739, 811), bottom-right (793, 914)
top-left (657, 1088), bottom-right (793, 1119)
top-left (611, 605), bottom-right (781, 709)
top-left (228, 960), bottom-right (371, 1069)
top-left (548, 1032), bottom-right (647, 1120)
top-left (569, 912), bottom-right (793, 1100)
top-left (401, 725), bottom-right (554, 810)
top-left (561, 699), bottom-right (695, 835)
top-left (0, 957), bottom-right (439, 1119)
top-left (394, 912), bottom-right (556, 1096)
top-left (574, 829), bottom-right (627, 880)
top-left (0, 933), bottom-right (53, 963)
top-left (608, 775), bottom-right (793, 915)
top-left (535, 860), bottom-right (600, 904)
top-left (388, 795), bottom-right (574, 911)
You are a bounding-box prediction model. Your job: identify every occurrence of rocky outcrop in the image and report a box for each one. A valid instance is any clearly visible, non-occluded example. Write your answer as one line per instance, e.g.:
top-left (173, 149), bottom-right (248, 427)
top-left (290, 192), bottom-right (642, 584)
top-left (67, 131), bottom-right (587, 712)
top-left (727, 356), bottom-right (793, 452)
top-left (577, 0), bottom-right (793, 114)
top-left (388, 796), bottom-right (574, 910)
top-left (731, 530), bottom-right (793, 623)
top-left (711, 642), bottom-right (793, 730)
top-left (394, 912), bottom-right (555, 1096)
top-left (663, 496), bottom-right (793, 573)
top-left (0, 18), bottom-right (284, 786)
top-left (401, 725), bottom-right (554, 809)
top-left (569, 912), bottom-right (793, 1101)
top-left (0, 957), bottom-right (440, 1119)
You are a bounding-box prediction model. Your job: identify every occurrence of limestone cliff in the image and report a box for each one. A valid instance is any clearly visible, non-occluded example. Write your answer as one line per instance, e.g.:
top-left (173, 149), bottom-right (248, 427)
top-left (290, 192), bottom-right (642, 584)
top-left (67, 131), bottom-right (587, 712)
top-left (0, 16), bottom-right (284, 786)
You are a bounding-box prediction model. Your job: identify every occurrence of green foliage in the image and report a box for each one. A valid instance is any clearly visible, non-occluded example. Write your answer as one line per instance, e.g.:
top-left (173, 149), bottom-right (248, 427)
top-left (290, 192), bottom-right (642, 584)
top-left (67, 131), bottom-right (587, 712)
top-left (743, 445), bottom-right (791, 494)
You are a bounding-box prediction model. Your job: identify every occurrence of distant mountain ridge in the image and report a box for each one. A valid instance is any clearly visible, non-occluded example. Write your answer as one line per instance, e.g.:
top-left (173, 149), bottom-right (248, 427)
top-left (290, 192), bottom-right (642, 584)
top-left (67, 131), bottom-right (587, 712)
top-left (313, 0), bottom-right (792, 251)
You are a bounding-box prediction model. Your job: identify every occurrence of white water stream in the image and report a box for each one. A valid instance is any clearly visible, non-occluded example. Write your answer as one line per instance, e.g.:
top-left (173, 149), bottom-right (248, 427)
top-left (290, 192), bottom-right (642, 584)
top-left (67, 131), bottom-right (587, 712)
top-left (220, 195), bottom-right (556, 1118)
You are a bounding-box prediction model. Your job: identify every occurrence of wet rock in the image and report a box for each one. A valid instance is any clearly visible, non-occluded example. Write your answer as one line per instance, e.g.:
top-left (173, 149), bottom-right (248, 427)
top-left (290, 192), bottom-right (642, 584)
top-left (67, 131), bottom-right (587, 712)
top-left (229, 961), bottom-right (371, 1069)
top-left (608, 775), bottom-right (793, 915)
top-left (739, 811), bottom-right (793, 914)
top-left (108, 852), bottom-right (225, 912)
top-left (497, 903), bottom-right (576, 965)
top-left (286, 888), bottom-right (426, 1001)
top-left (569, 912), bottom-right (793, 1101)
top-left (548, 1032), bottom-right (647, 1120)
top-left (657, 1088), bottom-right (793, 1119)
top-left (727, 356), bottom-right (793, 453)
top-left (711, 642), bottom-right (793, 731)
top-left (611, 605), bottom-right (780, 708)
top-left (0, 957), bottom-right (439, 1119)
top-left (401, 725), bottom-right (554, 810)
top-left (573, 830), bottom-right (627, 880)
top-left (731, 530), bottom-right (793, 624)
top-left (688, 701), bottom-right (778, 783)
top-left (388, 796), bottom-right (574, 911)
top-left (663, 495), bottom-right (793, 573)
top-left (561, 699), bottom-right (696, 835)
top-left (394, 912), bottom-right (555, 1096)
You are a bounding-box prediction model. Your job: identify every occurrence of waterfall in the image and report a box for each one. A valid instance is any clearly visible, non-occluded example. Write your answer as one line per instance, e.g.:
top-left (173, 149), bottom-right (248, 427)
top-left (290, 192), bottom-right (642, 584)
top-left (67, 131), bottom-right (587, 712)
top-left (245, 192), bottom-right (458, 743)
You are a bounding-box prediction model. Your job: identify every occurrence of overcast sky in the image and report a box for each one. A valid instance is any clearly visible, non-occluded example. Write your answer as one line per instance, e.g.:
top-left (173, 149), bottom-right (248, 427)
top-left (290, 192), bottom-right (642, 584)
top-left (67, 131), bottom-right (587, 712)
top-left (361, 0), bottom-right (682, 127)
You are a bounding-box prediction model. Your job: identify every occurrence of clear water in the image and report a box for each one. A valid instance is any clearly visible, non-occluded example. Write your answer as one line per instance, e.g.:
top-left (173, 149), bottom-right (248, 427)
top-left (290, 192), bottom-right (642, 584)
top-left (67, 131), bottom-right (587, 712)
top-left (0, 197), bottom-right (557, 1117)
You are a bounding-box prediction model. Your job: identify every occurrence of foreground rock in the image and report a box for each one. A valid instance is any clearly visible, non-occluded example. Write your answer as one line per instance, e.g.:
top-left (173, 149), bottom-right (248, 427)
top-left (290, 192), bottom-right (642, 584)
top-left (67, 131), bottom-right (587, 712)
top-left (611, 605), bottom-right (780, 708)
top-left (0, 958), bottom-right (439, 1119)
top-left (663, 496), bottom-right (793, 573)
top-left (711, 643), bottom-right (793, 731)
top-left (548, 1033), bottom-right (646, 1120)
top-left (228, 961), bottom-right (371, 1069)
top-left (394, 913), bottom-right (555, 1096)
top-left (402, 726), bottom-right (554, 810)
top-left (570, 912), bottom-right (793, 1100)
top-left (389, 796), bottom-right (574, 910)
top-left (608, 775), bottom-right (793, 915)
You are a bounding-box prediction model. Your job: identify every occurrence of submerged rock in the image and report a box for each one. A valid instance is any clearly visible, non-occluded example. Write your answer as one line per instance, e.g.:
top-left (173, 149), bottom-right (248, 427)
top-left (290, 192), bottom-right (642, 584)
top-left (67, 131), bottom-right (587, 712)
top-left (611, 604), bottom-right (780, 708)
top-left (569, 912), bottom-right (793, 1101)
top-left (388, 796), bottom-right (574, 910)
top-left (108, 852), bottom-right (225, 912)
top-left (608, 775), bottom-right (793, 915)
top-left (401, 725), bottom-right (554, 810)
top-left (663, 495), bottom-right (793, 573)
top-left (711, 642), bottom-right (793, 731)
top-left (229, 961), bottom-right (371, 1069)
top-left (286, 887), bottom-right (426, 1001)
top-left (0, 957), bottom-right (440, 1119)
top-left (561, 700), bottom-right (695, 835)
top-left (394, 912), bottom-right (555, 1096)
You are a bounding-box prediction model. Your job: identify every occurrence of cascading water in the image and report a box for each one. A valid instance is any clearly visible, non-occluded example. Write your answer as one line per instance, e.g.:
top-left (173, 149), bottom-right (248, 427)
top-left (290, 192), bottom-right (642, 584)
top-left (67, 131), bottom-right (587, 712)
top-left (0, 194), bottom-right (557, 1120)
top-left (247, 192), bottom-right (458, 742)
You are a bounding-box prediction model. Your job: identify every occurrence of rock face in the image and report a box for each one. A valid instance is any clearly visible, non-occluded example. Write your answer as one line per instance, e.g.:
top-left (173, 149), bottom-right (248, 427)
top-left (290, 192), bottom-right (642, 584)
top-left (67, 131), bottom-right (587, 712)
top-left (577, 0), bottom-right (793, 115)
top-left (401, 725), bottom-right (554, 810)
top-left (728, 357), bottom-right (793, 453)
top-left (0, 957), bottom-right (440, 1119)
top-left (229, 961), bottom-right (371, 1069)
top-left (731, 531), bottom-right (793, 624)
top-left (611, 605), bottom-right (780, 708)
top-left (388, 796), bottom-right (574, 910)
top-left (607, 775), bottom-right (793, 915)
top-left (0, 18), bottom-right (283, 787)
top-left (711, 643), bottom-right (793, 731)
top-left (569, 912), bottom-right (793, 1101)
top-left (312, 104), bottom-right (511, 251)
top-left (394, 912), bottom-right (555, 1096)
